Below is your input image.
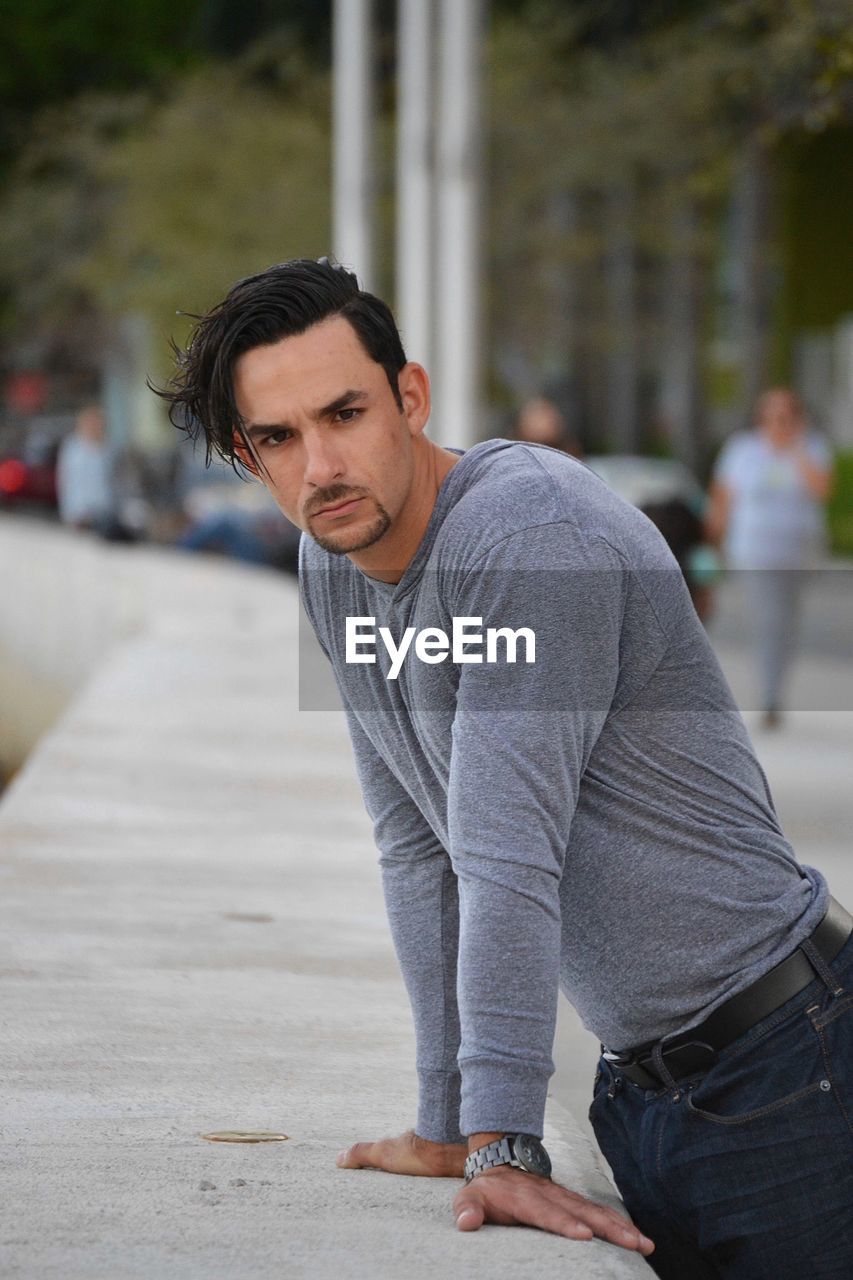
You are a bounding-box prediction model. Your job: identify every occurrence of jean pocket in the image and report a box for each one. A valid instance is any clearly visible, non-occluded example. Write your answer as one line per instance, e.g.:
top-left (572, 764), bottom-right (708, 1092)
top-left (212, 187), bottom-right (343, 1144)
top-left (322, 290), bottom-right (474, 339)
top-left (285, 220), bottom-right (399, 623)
top-left (684, 1077), bottom-right (828, 1126)
top-left (684, 1005), bottom-right (832, 1127)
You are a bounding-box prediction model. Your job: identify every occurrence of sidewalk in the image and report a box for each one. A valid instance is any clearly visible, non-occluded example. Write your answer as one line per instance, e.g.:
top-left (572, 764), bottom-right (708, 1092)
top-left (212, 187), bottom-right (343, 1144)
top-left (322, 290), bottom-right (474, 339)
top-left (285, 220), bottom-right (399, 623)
top-left (0, 523), bottom-right (645, 1279)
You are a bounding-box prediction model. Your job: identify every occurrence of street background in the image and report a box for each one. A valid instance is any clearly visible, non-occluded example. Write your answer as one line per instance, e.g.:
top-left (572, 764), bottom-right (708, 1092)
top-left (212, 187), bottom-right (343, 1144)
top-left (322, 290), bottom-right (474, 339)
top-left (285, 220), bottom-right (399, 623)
top-left (1, 4), bottom-right (853, 1274)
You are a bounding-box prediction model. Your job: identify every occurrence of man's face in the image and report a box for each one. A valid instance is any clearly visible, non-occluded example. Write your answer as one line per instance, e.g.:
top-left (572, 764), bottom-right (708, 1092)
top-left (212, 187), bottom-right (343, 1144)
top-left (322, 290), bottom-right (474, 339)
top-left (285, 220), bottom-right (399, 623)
top-left (233, 316), bottom-right (420, 556)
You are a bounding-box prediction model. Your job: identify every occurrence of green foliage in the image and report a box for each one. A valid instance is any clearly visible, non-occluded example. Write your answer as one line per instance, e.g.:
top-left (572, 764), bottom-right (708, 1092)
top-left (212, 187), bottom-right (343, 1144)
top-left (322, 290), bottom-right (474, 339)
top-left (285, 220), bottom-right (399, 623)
top-left (828, 448), bottom-right (853, 556)
top-left (0, 0), bottom-right (202, 105)
top-left (0, 36), bottom-right (331, 373)
top-left (485, 0), bottom-right (853, 409)
top-left (1, 0), bottom-right (852, 435)
top-left (782, 128), bottom-right (853, 328)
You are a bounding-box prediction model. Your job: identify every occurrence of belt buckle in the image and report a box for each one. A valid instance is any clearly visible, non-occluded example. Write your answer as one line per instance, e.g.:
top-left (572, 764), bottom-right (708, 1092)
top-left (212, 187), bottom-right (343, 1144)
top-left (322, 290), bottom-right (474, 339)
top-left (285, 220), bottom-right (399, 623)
top-left (602, 1046), bottom-right (641, 1068)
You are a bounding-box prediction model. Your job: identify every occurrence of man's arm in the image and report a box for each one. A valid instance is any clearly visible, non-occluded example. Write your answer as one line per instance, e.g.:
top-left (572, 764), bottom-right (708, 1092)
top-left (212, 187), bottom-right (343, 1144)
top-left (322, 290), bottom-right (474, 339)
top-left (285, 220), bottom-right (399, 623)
top-left (443, 525), bottom-right (655, 1256)
top-left (342, 703), bottom-right (465, 1145)
top-left (299, 553), bottom-right (465, 1146)
top-left (446, 525), bottom-right (624, 1140)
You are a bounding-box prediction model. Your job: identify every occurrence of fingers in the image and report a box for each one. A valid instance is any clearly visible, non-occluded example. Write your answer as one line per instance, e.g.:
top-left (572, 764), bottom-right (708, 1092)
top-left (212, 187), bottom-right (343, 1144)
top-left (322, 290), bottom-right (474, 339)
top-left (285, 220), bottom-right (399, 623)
top-left (336, 1140), bottom-right (383, 1170)
top-left (557, 1188), bottom-right (654, 1254)
top-left (335, 1134), bottom-right (427, 1175)
top-left (336, 1130), bottom-right (468, 1177)
top-left (451, 1170), bottom-right (655, 1255)
top-left (538, 1194), bottom-right (653, 1254)
top-left (452, 1183), bottom-right (514, 1230)
top-left (336, 1138), bottom-right (410, 1172)
top-left (455, 1203), bottom-right (484, 1231)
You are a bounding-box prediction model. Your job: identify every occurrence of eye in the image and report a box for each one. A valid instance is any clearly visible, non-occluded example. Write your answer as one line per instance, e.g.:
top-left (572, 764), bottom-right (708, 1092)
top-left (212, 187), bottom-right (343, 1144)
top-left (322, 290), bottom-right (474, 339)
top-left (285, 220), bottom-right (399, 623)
top-left (336, 407), bottom-right (362, 423)
top-left (262, 429), bottom-right (292, 447)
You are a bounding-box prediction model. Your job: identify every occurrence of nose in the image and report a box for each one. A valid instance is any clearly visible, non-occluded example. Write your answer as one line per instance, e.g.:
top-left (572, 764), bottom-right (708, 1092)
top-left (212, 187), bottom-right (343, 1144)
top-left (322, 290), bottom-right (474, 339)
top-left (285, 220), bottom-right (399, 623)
top-left (303, 432), bottom-right (346, 489)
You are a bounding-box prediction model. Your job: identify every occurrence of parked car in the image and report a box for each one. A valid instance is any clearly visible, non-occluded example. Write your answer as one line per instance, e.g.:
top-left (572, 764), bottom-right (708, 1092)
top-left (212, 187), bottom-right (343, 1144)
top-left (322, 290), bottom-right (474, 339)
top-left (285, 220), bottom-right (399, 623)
top-left (583, 454), bottom-right (705, 512)
top-left (0, 416), bottom-right (72, 513)
top-left (176, 443), bottom-right (301, 574)
top-left (583, 454), bottom-right (722, 622)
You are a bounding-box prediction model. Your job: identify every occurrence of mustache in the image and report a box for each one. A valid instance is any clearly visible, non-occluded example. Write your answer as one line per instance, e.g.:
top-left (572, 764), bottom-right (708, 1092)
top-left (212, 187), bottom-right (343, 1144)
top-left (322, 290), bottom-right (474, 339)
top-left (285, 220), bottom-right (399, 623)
top-left (306, 486), bottom-right (368, 517)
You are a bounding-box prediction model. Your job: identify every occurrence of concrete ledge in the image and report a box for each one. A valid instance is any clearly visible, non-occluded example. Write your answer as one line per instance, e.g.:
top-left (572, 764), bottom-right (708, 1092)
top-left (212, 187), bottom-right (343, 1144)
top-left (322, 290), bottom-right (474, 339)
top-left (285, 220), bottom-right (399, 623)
top-left (0, 518), bottom-right (645, 1277)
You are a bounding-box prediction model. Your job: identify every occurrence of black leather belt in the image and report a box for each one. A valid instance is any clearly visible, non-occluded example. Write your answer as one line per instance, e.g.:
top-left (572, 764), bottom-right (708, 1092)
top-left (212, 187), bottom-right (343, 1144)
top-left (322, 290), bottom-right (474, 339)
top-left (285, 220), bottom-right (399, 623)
top-left (602, 896), bottom-right (853, 1090)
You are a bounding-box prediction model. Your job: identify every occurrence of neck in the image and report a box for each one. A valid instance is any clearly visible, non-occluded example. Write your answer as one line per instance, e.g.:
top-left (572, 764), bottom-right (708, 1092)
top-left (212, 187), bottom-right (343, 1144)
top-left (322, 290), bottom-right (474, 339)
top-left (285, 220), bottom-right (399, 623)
top-left (349, 438), bottom-right (460, 584)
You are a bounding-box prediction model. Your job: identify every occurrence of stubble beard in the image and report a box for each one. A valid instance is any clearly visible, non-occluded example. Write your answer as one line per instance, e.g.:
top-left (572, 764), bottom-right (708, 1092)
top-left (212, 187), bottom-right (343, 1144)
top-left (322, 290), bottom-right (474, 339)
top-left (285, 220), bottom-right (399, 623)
top-left (308, 498), bottom-right (393, 556)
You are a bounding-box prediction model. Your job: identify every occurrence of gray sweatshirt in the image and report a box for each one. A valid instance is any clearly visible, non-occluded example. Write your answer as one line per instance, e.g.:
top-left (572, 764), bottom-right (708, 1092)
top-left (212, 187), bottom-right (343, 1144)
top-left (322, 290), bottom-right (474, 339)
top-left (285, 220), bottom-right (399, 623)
top-left (298, 439), bottom-right (828, 1144)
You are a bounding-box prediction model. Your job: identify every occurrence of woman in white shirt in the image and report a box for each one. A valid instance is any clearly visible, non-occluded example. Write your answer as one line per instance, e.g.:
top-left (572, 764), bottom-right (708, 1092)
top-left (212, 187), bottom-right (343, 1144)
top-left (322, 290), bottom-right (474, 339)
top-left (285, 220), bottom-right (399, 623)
top-left (705, 387), bottom-right (834, 729)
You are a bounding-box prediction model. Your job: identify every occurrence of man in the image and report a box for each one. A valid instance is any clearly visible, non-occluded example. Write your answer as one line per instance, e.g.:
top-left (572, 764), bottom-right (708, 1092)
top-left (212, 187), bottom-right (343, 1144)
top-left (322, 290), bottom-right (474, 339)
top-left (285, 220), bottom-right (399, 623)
top-left (156, 259), bottom-right (853, 1277)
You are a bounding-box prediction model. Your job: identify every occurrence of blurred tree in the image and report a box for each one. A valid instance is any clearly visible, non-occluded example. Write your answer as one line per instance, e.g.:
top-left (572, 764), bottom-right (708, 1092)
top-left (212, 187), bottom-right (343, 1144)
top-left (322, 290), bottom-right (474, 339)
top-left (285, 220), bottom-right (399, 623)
top-left (486, 0), bottom-right (853, 465)
top-left (0, 0), bottom-right (339, 171)
top-left (0, 36), bottom-right (331, 383)
top-left (1, 0), bottom-right (851, 465)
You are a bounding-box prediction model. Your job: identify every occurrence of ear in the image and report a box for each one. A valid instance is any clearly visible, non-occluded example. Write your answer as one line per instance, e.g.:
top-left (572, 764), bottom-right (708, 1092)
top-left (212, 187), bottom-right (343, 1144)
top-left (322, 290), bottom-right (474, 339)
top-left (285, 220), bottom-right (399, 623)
top-left (232, 430), bottom-right (260, 476)
top-left (398, 362), bottom-right (430, 439)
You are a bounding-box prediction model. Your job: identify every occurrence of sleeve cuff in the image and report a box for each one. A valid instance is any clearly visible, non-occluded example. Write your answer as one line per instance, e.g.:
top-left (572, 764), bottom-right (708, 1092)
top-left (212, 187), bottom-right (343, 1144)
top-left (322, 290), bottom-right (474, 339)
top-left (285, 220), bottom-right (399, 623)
top-left (459, 1056), bottom-right (553, 1140)
top-left (416, 1068), bottom-right (464, 1144)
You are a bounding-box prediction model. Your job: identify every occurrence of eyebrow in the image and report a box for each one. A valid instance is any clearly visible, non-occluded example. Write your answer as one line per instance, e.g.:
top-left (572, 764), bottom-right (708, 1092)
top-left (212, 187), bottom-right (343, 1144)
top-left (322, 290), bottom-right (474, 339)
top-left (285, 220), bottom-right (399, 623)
top-left (243, 388), bottom-right (368, 440)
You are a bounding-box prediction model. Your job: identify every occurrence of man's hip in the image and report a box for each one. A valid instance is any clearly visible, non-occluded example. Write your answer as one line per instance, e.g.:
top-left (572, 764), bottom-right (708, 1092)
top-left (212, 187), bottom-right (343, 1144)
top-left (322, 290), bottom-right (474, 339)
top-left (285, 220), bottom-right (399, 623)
top-left (601, 896), bottom-right (853, 1091)
top-left (588, 913), bottom-right (853, 1277)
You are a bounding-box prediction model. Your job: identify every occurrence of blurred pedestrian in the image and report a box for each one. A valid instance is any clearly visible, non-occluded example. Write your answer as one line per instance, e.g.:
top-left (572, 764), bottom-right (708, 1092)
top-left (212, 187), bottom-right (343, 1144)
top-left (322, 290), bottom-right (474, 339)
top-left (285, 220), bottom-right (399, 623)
top-left (641, 497), bottom-right (715, 624)
top-left (704, 387), bottom-right (834, 729)
top-left (55, 402), bottom-right (115, 531)
top-left (510, 395), bottom-right (582, 457)
top-left (176, 439), bottom-right (300, 572)
top-left (56, 402), bottom-right (142, 541)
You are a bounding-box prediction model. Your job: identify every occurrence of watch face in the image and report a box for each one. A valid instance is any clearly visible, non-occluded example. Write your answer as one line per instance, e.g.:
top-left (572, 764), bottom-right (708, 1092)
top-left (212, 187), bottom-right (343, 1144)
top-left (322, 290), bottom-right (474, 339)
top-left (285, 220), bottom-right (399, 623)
top-left (514, 1134), bottom-right (552, 1179)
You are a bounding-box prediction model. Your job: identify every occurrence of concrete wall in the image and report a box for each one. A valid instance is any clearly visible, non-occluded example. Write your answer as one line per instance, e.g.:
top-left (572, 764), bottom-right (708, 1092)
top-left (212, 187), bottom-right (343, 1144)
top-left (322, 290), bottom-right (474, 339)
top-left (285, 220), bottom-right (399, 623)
top-left (0, 515), bottom-right (643, 1278)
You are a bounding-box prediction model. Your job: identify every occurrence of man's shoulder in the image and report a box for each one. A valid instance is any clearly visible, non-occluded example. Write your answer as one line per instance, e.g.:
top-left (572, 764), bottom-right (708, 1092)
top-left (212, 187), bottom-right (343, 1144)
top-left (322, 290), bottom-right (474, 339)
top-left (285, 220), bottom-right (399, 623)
top-left (436, 440), bottom-right (662, 569)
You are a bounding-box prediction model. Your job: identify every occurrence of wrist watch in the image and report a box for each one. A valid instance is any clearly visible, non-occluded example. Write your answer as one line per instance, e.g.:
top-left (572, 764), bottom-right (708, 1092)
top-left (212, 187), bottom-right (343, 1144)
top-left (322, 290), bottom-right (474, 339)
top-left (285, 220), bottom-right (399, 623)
top-left (463, 1133), bottom-right (552, 1184)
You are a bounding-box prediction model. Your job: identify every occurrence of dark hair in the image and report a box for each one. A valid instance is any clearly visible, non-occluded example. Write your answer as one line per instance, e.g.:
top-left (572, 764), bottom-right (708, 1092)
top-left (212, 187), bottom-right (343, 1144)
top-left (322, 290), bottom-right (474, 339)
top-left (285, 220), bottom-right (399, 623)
top-left (151, 257), bottom-right (407, 471)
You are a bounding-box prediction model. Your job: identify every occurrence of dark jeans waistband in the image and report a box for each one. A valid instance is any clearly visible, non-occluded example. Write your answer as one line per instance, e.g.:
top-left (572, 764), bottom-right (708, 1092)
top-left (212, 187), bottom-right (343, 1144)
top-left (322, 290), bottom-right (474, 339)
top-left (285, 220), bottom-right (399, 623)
top-left (602, 896), bottom-right (853, 1088)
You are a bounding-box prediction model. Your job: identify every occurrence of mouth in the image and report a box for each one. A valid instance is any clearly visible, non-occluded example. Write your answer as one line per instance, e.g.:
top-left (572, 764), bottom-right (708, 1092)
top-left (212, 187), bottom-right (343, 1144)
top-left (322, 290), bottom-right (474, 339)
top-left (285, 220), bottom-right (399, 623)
top-left (313, 496), bottom-right (364, 519)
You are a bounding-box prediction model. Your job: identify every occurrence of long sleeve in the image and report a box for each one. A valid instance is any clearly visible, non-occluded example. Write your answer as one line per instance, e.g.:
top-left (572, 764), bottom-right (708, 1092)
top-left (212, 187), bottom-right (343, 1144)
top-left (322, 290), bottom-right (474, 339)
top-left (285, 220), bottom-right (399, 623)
top-left (299, 561), bottom-right (464, 1143)
top-left (446, 526), bottom-right (624, 1138)
top-left (341, 704), bottom-right (465, 1143)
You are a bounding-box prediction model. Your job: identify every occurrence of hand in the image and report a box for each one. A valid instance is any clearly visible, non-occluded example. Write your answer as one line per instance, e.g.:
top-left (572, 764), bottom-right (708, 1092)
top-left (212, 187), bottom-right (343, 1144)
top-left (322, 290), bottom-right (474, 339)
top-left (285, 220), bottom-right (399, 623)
top-left (452, 1166), bottom-right (655, 1256)
top-left (336, 1127), bottom-right (467, 1178)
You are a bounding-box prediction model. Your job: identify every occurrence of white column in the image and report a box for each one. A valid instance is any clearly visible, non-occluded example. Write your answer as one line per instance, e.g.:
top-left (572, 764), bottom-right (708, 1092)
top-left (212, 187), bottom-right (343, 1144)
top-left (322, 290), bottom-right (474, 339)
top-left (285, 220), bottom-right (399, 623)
top-left (433, 0), bottom-right (483, 448)
top-left (396, 0), bottom-right (435, 372)
top-left (332, 0), bottom-right (375, 288)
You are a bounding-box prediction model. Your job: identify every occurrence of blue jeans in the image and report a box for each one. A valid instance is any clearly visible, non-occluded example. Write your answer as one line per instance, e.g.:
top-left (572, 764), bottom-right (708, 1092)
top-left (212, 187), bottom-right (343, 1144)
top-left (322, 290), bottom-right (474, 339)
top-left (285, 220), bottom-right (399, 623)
top-left (588, 926), bottom-right (853, 1278)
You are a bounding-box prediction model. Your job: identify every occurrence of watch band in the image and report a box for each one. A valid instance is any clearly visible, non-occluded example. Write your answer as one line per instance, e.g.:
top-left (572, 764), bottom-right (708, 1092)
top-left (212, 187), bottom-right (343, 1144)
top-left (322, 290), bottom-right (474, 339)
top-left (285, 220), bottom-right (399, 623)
top-left (463, 1133), bottom-right (552, 1184)
top-left (464, 1136), bottom-right (519, 1183)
